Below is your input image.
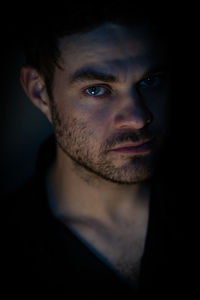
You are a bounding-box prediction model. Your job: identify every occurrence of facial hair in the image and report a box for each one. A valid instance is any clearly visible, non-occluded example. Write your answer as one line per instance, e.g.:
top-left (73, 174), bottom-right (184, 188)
top-left (51, 102), bottom-right (164, 185)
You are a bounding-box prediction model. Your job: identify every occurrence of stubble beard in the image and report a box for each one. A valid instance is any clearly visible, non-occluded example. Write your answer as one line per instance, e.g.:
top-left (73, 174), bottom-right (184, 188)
top-left (51, 104), bottom-right (158, 185)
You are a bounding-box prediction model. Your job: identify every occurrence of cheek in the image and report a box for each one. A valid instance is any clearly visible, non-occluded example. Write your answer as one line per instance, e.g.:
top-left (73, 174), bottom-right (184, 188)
top-left (58, 104), bottom-right (112, 150)
top-left (86, 105), bottom-right (115, 143)
top-left (70, 96), bottom-right (114, 133)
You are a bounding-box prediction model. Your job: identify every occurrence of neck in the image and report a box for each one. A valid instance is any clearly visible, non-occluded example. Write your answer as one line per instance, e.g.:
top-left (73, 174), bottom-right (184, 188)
top-left (48, 146), bottom-right (151, 225)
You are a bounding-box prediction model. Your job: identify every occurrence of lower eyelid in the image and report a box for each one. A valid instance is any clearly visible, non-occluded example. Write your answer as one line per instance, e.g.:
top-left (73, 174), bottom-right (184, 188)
top-left (139, 77), bottom-right (162, 87)
top-left (83, 85), bottom-right (112, 97)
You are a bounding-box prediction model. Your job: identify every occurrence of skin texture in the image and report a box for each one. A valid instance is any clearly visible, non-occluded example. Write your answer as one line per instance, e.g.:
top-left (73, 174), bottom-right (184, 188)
top-left (20, 23), bottom-right (171, 287)
top-left (50, 24), bottom-right (170, 185)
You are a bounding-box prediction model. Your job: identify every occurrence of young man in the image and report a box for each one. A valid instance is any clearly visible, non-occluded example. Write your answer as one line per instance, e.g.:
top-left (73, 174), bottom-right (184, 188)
top-left (5, 6), bottom-right (189, 299)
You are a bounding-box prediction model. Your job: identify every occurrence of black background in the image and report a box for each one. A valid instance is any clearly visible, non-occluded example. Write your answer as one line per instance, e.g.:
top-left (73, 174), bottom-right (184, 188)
top-left (0, 5), bottom-right (198, 226)
top-left (0, 3), bottom-right (198, 296)
top-left (1, 5), bottom-right (198, 196)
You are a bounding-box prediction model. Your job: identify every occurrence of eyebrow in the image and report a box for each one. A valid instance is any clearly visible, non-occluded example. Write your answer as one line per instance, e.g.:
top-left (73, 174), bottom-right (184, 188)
top-left (69, 64), bottom-right (168, 85)
top-left (142, 68), bottom-right (167, 79)
top-left (70, 67), bottom-right (118, 84)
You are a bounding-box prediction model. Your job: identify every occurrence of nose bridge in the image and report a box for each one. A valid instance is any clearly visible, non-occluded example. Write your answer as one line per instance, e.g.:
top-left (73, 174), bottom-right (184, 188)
top-left (114, 87), bottom-right (152, 129)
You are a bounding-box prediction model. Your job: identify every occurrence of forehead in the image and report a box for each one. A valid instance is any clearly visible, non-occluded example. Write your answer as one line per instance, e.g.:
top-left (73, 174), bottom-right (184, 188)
top-left (58, 23), bottom-right (165, 76)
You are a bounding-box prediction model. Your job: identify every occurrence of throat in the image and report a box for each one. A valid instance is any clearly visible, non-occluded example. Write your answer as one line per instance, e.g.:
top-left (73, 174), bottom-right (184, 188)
top-left (115, 260), bottom-right (142, 288)
top-left (60, 209), bottom-right (149, 289)
top-left (47, 161), bottom-right (150, 288)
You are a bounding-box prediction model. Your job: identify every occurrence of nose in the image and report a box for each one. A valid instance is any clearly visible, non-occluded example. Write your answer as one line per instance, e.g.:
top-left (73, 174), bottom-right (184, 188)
top-left (114, 88), bottom-right (153, 130)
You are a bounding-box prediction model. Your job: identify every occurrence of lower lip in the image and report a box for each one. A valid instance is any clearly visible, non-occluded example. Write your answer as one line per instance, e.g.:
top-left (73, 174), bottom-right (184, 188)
top-left (109, 140), bottom-right (154, 154)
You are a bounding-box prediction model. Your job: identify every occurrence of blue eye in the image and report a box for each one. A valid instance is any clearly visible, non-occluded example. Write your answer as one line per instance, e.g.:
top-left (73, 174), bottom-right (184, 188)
top-left (85, 86), bottom-right (109, 97)
top-left (139, 76), bottom-right (162, 88)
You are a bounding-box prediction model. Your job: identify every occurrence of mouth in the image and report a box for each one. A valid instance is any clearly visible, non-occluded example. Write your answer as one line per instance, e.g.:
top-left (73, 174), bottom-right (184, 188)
top-left (108, 138), bottom-right (155, 154)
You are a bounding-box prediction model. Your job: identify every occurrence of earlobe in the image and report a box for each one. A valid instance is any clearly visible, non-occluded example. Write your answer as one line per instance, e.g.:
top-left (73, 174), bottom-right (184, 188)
top-left (20, 66), bottom-right (52, 122)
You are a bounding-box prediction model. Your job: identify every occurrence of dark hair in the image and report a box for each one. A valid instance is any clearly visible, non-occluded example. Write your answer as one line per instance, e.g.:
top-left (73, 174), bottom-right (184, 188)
top-left (20, 4), bottom-right (170, 100)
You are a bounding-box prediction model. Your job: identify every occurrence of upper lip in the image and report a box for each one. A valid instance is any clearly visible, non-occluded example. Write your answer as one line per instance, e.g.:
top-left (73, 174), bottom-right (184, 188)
top-left (109, 138), bottom-right (152, 151)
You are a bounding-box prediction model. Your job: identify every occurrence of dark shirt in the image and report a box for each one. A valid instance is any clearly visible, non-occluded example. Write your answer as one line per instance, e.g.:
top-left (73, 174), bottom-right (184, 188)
top-left (4, 135), bottom-right (191, 299)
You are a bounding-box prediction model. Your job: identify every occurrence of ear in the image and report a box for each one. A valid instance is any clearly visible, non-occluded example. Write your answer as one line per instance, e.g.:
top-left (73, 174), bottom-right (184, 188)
top-left (20, 66), bottom-right (52, 123)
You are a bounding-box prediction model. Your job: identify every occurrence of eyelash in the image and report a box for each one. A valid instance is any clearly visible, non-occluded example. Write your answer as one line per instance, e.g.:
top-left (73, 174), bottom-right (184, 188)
top-left (82, 74), bottom-right (165, 98)
top-left (82, 84), bottom-right (112, 98)
top-left (138, 74), bottom-right (164, 89)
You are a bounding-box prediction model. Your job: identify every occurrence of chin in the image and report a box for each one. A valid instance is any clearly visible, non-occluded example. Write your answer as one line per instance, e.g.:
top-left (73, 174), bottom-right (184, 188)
top-left (97, 163), bottom-right (154, 185)
top-left (109, 156), bottom-right (154, 183)
top-left (111, 171), bottom-right (153, 185)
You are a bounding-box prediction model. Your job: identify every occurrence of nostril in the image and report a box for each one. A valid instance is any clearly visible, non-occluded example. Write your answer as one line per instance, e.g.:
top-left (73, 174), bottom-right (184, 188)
top-left (146, 112), bottom-right (153, 125)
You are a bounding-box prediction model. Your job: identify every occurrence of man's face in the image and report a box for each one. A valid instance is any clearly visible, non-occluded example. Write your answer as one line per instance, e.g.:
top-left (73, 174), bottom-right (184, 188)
top-left (50, 23), bottom-right (170, 184)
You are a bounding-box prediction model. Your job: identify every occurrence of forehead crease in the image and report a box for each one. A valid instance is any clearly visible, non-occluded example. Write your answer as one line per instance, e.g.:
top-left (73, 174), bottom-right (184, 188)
top-left (60, 30), bottom-right (149, 66)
